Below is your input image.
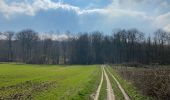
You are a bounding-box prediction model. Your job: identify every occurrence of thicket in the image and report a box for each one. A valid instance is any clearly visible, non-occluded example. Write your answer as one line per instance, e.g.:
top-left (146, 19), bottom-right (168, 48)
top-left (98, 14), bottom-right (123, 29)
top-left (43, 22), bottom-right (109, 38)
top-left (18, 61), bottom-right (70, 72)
top-left (114, 66), bottom-right (170, 100)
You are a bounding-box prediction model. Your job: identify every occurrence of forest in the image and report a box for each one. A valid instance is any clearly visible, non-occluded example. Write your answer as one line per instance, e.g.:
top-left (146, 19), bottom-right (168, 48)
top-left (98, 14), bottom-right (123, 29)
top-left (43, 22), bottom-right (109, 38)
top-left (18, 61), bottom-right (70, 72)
top-left (0, 28), bottom-right (170, 65)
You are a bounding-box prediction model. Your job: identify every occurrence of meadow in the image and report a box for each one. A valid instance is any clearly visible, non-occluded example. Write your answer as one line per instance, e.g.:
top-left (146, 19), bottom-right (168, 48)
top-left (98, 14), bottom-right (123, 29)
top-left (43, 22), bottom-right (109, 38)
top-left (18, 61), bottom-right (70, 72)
top-left (0, 63), bottom-right (101, 100)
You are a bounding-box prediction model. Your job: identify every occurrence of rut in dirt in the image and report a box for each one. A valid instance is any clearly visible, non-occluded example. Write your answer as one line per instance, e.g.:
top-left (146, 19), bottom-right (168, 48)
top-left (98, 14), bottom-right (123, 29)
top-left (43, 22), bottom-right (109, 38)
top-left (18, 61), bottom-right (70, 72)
top-left (106, 66), bottom-right (131, 100)
top-left (103, 66), bottom-right (115, 100)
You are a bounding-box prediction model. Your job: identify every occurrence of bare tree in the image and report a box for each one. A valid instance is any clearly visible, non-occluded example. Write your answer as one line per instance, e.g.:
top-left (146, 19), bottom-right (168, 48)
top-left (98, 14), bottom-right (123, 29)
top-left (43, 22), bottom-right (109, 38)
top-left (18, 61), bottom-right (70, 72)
top-left (16, 29), bottom-right (39, 63)
top-left (0, 28), bottom-right (170, 65)
top-left (4, 31), bottom-right (14, 61)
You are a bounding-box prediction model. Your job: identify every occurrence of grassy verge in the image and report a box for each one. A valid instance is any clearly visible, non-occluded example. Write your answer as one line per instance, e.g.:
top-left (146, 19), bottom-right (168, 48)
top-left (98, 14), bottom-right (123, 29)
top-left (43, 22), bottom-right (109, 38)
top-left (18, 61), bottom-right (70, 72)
top-left (69, 65), bottom-right (101, 100)
top-left (98, 73), bottom-right (107, 100)
top-left (106, 66), bottom-right (150, 100)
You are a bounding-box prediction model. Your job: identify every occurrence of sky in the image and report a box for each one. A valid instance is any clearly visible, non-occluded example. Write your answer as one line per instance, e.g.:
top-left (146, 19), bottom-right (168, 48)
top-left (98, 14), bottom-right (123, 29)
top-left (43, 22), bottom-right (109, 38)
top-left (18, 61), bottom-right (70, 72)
top-left (0, 0), bottom-right (170, 34)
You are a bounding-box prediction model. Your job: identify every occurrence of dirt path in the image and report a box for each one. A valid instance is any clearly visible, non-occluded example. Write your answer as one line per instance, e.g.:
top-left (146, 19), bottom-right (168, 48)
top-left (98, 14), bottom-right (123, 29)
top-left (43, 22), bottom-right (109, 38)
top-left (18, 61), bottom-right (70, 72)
top-left (106, 66), bottom-right (131, 100)
top-left (103, 66), bottom-right (115, 100)
top-left (94, 66), bottom-right (104, 100)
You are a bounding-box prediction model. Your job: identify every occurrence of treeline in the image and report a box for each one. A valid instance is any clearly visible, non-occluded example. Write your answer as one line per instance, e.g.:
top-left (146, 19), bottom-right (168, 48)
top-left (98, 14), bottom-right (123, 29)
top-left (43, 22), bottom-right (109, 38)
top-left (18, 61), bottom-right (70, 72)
top-left (0, 29), bottom-right (170, 65)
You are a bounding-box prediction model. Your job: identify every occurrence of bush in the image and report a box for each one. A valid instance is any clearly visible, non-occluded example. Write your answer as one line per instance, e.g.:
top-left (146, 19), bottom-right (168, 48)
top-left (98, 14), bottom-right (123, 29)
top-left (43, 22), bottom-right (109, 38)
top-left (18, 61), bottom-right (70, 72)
top-left (114, 66), bottom-right (170, 100)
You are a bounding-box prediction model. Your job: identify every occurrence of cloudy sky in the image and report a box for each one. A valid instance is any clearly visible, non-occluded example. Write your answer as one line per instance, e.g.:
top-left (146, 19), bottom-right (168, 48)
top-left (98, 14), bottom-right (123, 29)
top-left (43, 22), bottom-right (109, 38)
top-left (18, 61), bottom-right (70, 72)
top-left (0, 0), bottom-right (170, 34)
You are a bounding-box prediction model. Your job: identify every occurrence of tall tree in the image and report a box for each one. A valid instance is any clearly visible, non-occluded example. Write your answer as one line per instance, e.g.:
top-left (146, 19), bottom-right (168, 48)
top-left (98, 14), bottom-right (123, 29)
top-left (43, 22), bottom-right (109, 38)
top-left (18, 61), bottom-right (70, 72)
top-left (91, 31), bottom-right (103, 64)
top-left (4, 31), bottom-right (14, 61)
top-left (16, 29), bottom-right (39, 63)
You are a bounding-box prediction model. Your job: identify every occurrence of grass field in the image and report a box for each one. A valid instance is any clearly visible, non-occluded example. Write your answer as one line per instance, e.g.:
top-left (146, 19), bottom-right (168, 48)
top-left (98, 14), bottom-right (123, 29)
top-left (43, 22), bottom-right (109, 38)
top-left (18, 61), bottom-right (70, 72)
top-left (0, 63), bottom-right (155, 100)
top-left (0, 63), bottom-right (101, 100)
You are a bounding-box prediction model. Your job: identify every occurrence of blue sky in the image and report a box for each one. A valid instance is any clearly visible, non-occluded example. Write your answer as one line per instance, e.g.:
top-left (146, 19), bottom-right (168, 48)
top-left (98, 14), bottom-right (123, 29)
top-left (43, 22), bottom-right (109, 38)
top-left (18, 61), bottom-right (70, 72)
top-left (0, 0), bottom-right (170, 34)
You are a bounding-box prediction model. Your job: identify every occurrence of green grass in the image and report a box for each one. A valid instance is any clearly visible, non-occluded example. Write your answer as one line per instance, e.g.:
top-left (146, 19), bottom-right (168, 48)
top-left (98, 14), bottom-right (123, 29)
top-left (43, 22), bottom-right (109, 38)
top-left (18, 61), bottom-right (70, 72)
top-left (0, 63), bottom-right (100, 100)
top-left (106, 66), bottom-right (150, 100)
top-left (98, 73), bottom-right (107, 100)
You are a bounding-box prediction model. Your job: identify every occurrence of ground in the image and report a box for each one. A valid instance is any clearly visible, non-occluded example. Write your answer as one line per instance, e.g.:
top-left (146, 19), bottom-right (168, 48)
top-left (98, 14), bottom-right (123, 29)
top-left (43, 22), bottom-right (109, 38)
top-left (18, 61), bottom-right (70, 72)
top-left (0, 63), bottom-right (100, 100)
top-left (0, 63), bottom-right (150, 100)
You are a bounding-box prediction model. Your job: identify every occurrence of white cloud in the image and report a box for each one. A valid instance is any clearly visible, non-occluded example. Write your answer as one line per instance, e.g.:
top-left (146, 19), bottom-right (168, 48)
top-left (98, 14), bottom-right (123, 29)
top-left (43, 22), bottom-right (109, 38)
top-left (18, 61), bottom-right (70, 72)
top-left (1, 0), bottom-right (165, 33)
top-left (155, 12), bottom-right (170, 26)
top-left (39, 33), bottom-right (70, 41)
top-left (119, 0), bottom-right (170, 7)
top-left (155, 12), bottom-right (170, 32)
top-left (0, 0), bottom-right (109, 17)
top-left (164, 24), bottom-right (170, 32)
top-left (0, 0), bottom-right (80, 17)
top-left (0, 0), bottom-right (152, 21)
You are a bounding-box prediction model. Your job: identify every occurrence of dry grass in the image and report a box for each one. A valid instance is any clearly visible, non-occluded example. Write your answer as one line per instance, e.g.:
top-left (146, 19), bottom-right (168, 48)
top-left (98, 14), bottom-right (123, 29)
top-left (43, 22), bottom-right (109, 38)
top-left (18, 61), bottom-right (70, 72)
top-left (113, 65), bottom-right (170, 100)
